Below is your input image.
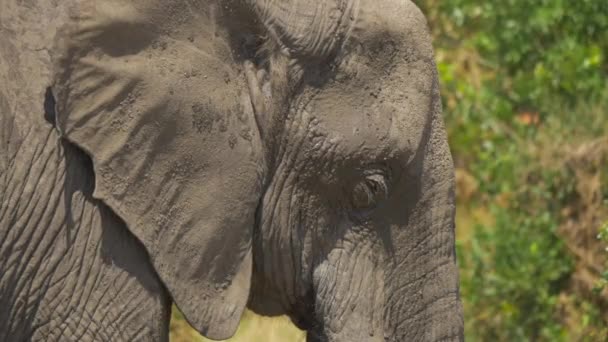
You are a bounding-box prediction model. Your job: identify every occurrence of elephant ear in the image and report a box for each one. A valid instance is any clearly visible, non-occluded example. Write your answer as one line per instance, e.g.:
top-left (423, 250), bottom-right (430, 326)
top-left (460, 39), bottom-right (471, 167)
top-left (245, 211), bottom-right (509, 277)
top-left (52, 1), bottom-right (263, 339)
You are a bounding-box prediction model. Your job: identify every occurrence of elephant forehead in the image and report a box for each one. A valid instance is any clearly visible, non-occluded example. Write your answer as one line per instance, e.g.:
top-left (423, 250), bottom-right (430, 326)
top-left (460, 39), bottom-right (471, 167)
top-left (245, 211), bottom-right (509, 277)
top-left (305, 55), bottom-right (434, 164)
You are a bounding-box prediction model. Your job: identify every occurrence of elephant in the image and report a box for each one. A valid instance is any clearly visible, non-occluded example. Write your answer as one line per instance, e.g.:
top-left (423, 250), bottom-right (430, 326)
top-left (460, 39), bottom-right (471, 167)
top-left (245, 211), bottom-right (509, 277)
top-left (0, 0), bottom-right (463, 341)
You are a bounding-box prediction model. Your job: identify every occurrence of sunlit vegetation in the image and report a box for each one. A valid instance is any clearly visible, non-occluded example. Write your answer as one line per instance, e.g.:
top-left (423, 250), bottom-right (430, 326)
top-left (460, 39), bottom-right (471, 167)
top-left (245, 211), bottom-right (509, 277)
top-left (418, 0), bottom-right (608, 340)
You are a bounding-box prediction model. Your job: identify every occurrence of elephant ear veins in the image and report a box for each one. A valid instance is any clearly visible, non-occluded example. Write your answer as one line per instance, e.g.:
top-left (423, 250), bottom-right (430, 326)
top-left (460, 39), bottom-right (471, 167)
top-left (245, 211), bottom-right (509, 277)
top-left (52, 0), bottom-right (264, 339)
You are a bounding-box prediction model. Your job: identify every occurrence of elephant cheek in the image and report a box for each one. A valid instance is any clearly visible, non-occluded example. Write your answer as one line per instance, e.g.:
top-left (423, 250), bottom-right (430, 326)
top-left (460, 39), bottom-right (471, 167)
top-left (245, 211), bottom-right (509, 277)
top-left (311, 245), bottom-right (385, 342)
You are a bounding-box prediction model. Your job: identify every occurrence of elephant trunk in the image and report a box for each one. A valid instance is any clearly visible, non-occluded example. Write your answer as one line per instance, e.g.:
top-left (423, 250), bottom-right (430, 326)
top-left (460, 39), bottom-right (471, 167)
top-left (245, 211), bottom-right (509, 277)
top-left (383, 97), bottom-right (464, 341)
top-left (248, 0), bottom-right (357, 60)
top-left (310, 242), bottom-right (385, 342)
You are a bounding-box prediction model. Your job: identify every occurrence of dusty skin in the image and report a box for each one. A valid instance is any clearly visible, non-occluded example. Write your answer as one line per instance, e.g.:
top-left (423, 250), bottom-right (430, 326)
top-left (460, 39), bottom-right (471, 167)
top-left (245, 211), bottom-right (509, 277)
top-left (0, 0), bottom-right (463, 341)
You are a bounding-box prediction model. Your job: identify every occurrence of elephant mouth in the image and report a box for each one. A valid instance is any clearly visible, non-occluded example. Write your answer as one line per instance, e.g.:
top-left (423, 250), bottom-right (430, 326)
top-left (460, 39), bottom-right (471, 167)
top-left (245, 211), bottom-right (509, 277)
top-left (305, 330), bottom-right (327, 342)
top-left (287, 302), bottom-right (317, 332)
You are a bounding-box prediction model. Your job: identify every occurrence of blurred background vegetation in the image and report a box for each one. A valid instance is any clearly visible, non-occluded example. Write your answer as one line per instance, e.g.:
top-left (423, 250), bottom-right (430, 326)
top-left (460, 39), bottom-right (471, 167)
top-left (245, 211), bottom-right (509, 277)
top-left (419, 0), bottom-right (608, 340)
top-left (171, 1), bottom-right (608, 340)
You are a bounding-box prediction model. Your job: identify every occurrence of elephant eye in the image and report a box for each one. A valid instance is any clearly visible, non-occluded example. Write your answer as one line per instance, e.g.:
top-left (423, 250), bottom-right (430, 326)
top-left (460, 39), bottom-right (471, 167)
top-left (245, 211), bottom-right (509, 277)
top-left (351, 174), bottom-right (389, 211)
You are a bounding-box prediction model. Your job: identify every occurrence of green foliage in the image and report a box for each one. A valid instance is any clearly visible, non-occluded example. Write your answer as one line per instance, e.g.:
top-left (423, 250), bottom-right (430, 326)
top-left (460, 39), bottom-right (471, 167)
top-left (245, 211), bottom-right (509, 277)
top-left (595, 221), bottom-right (608, 293)
top-left (424, 0), bottom-right (608, 107)
top-left (454, 114), bottom-right (581, 340)
top-left (417, 0), bottom-right (608, 340)
top-left (460, 207), bottom-right (572, 341)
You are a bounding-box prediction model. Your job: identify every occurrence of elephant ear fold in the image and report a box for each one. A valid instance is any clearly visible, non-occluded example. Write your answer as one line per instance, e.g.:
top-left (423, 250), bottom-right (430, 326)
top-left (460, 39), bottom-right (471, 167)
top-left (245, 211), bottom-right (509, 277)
top-left (52, 1), bottom-right (264, 339)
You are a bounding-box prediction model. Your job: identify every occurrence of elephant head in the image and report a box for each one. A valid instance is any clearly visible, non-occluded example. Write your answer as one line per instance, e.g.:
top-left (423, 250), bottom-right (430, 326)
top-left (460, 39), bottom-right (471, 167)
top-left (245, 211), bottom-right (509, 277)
top-left (52, 0), bottom-right (463, 341)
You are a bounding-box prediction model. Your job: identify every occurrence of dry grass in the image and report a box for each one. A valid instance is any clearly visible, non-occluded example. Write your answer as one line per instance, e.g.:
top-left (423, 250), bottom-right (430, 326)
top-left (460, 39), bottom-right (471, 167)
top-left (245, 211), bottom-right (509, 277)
top-left (170, 307), bottom-right (305, 342)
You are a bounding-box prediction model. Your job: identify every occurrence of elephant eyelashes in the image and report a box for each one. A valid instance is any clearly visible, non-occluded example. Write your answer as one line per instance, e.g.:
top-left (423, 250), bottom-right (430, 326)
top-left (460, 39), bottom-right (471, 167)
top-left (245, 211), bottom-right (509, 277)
top-left (351, 174), bottom-right (389, 211)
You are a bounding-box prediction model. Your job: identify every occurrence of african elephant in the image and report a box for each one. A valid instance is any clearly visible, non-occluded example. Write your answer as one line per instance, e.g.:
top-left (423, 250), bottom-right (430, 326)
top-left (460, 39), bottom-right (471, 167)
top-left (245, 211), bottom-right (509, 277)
top-left (0, 0), bottom-right (463, 341)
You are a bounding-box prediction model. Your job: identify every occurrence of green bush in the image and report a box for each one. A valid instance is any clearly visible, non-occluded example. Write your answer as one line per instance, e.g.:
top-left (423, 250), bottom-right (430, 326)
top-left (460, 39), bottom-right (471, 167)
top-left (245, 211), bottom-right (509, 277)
top-left (596, 221), bottom-right (608, 293)
top-left (416, 0), bottom-right (608, 340)
top-left (460, 206), bottom-right (573, 340)
top-left (422, 0), bottom-right (608, 106)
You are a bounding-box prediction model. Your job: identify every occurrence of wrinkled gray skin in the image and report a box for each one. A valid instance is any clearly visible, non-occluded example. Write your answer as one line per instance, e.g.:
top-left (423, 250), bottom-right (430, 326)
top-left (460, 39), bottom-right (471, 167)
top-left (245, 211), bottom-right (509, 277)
top-left (0, 0), bottom-right (463, 341)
